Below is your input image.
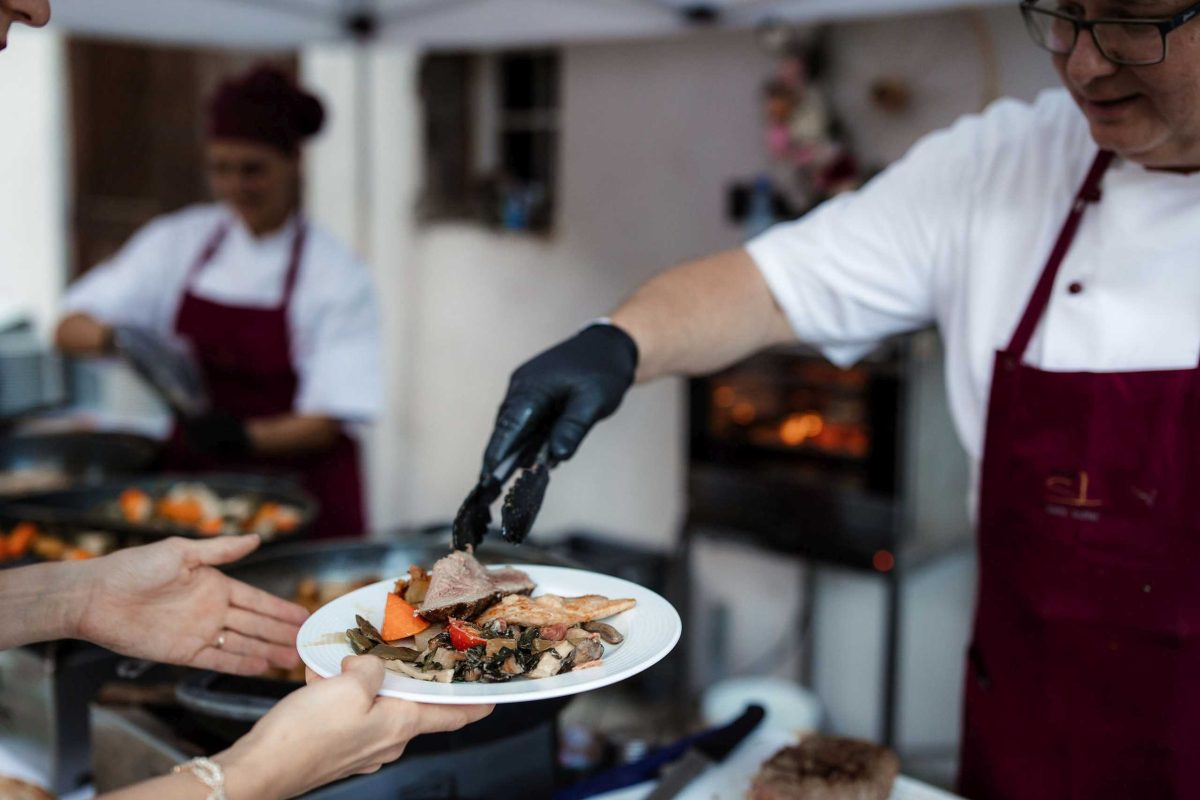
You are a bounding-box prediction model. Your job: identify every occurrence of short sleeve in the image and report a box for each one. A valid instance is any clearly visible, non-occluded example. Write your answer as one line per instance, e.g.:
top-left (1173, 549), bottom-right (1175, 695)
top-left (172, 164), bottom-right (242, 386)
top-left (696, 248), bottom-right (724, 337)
top-left (61, 216), bottom-right (185, 334)
top-left (746, 114), bottom-right (982, 365)
top-left (291, 244), bottom-right (383, 423)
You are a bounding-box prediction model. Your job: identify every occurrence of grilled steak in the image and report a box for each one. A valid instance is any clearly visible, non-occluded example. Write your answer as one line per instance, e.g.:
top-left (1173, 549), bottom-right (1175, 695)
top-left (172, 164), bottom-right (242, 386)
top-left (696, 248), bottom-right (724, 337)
top-left (746, 737), bottom-right (899, 800)
top-left (418, 551), bottom-right (534, 623)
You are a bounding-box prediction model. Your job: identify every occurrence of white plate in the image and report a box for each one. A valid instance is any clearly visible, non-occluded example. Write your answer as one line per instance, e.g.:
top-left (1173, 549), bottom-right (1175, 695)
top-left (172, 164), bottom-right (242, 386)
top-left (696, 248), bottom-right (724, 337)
top-left (296, 565), bottom-right (682, 704)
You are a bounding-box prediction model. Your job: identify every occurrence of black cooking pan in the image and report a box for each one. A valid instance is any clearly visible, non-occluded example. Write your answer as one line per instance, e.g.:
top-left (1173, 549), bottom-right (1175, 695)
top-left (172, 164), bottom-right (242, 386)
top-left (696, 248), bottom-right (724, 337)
top-left (175, 534), bottom-right (578, 747)
top-left (0, 431), bottom-right (161, 495)
top-left (2, 472), bottom-right (317, 542)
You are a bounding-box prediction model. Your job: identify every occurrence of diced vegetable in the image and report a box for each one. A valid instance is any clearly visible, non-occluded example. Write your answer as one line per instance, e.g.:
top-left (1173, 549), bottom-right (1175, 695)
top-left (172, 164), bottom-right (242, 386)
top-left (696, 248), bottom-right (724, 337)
top-left (32, 534), bottom-right (68, 561)
top-left (413, 623), bottom-right (443, 652)
top-left (158, 496), bottom-right (204, 525)
top-left (119, 488), bottom-right (152, 523)
top-left (448, 619), bottom-right (487, 651)
top-left (381, 592), bottom-right (430, 641)
top-left (198, 517), bottom-right (224, 536)
top-left (7, 522), bottom-right (38, 558)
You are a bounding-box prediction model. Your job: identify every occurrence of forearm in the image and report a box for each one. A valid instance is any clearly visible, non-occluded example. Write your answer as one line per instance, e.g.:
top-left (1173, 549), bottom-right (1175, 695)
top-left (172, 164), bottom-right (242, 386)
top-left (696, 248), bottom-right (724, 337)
top-left (247, 414), bottom-right (342, 457)
top-left (98, 754), bottom-right (278, 800)
top-left (0, 561), bottom-right (87, 649)
top-left (609, 248), bottom-right (796, 383)
top-left (55, 312), bottom-right (114, 356)
top-left (98, 774), bottom-right (212, 800)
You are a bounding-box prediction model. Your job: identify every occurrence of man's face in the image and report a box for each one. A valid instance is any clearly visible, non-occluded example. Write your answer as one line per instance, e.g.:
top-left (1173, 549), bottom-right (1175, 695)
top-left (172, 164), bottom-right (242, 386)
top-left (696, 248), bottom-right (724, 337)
top-left (0, 0), bottom-right (50, 52)
top-left (206, 139), bottom-right (299, 235)
top-left (1052, 0), bottom-right (1200, 166)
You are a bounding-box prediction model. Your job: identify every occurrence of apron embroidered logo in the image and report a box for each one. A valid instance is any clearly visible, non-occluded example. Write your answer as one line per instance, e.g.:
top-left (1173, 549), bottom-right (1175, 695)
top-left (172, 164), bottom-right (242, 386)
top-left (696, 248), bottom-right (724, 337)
top-left (1045, 470), bottom-right (1103, 512)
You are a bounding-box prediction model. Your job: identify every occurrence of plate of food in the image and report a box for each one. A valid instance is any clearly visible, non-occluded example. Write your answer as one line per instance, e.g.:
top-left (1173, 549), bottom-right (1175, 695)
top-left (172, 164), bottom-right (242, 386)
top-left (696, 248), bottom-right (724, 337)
top-left (296, 550), bottom-right (681, 703)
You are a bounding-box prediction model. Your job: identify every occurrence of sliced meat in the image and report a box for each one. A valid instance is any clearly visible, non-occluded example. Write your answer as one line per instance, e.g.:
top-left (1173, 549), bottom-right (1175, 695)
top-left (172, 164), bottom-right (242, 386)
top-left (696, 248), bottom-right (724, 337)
top-left (417, 551), bottom-right (536, 623)
top-left (489, 566), bottom-right (536, 597)
top-left (747, 737), bottom-right (899, 800)
top-left (418, 551), bottom-right (498, 622)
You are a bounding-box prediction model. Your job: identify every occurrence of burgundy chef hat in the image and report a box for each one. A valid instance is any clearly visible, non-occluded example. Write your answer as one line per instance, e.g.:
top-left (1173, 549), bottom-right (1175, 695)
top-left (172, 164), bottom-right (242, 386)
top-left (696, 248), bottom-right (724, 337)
top-left (208, 65), bottom-right (325, 155)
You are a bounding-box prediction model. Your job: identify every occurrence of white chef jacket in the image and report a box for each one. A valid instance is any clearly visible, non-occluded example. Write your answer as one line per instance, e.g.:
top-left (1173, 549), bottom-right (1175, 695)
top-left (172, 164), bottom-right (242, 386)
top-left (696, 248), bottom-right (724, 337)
top-left (748, 88), bottom-right (1200, 476)
top-left (62, 204), bottom-right (382, 423)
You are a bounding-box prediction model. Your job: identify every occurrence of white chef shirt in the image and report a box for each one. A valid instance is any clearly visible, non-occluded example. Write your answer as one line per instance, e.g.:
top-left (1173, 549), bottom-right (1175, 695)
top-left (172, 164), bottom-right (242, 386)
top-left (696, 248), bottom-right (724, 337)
top-left (748, 88), bottom-right (1200, 476)
top-left (62, 203), bottom-right (382, 423)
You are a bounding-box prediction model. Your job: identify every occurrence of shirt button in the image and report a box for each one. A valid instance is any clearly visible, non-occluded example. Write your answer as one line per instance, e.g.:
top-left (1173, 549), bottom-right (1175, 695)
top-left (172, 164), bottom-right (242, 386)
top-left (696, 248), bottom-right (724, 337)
top-left (1068, 281), bottom-right (1084, 295)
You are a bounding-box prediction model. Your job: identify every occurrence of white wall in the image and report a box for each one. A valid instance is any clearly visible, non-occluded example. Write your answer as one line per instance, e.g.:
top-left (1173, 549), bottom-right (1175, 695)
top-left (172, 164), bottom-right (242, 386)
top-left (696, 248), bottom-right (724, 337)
top-left (828, 6), bottom-right (1060, 167)
top-left (0, 28), bottom-right (68, 336)
top-left (302, 45), bottom-right (425, 532)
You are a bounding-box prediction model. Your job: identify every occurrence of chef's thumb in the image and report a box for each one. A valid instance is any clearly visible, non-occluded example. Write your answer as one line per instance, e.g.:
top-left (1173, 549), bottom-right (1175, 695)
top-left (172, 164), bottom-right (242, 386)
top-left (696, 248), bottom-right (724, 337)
top-left (189, 533), bottom-right (261, 567)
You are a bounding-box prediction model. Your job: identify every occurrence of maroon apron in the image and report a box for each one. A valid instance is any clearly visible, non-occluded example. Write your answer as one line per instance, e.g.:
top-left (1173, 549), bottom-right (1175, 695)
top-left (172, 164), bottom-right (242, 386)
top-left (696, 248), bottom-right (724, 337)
top-left (165, 220), bottom-right (366, 539)
top-left (958, 150), bottom-right (1200, 798)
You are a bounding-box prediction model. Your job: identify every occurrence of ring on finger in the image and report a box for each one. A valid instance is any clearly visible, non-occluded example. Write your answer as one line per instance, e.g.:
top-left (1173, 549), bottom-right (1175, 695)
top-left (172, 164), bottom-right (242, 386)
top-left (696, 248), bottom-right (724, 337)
top-left (215, 632), bottom-right (227, 649)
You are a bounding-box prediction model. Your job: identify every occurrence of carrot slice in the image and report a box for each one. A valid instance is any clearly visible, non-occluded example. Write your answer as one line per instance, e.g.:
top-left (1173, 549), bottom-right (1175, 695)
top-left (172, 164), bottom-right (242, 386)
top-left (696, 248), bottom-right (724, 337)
top-left (7, 522), bottom-right (39, 558)
top-left (158, 496), bottom-right (203, 525)
top-left (198, 517), bottom-right (224, 536)
top-left (381, 592), bottom-right (430, 641)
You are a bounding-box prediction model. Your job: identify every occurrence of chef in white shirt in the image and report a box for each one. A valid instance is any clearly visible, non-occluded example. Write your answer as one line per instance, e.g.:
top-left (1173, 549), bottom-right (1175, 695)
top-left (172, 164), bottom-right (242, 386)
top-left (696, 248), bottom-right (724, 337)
top-left (56, 65), bottom-right (381, 539)
top-left (472, 2), bottom-right (1200, 798)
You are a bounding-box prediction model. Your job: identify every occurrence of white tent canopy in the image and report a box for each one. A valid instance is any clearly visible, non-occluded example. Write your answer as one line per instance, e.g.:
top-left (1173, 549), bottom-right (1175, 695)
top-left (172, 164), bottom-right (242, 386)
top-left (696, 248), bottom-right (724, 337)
top-left (50, 0), bottom-right (1012, 49)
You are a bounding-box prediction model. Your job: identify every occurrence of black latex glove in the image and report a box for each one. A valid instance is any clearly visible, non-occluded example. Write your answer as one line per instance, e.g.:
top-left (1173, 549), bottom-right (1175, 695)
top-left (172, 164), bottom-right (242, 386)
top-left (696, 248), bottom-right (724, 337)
top-left (182, 411), bottom-right (251, 459)
top-left (482, 323), bottom-right (639, 478)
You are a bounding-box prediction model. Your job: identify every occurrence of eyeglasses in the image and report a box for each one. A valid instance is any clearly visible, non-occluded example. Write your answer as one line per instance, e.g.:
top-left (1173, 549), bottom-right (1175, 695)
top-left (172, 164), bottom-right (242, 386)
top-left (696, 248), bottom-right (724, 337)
top-left (1020, 0), bottom-right (1200, 66)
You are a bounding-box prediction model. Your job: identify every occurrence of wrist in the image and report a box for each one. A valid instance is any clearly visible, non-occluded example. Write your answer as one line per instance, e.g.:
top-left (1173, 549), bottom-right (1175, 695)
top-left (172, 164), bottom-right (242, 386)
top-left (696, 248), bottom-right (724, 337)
top-left (61, 560), bottom-right (92, 640)
top-left (582, 318), bottom-right (639, 376)
top-left (213, 745), bottom-right (285, 800)
top-left (71, 555), bottom-right (113, 643)
top-left (30, 560), bottom-right (91, 642)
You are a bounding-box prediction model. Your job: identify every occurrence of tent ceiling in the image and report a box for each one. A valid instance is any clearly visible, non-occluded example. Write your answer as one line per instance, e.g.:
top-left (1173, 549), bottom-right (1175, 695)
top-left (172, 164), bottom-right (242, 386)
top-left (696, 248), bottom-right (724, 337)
top-left (48, 0), bottom-right (1012, 50)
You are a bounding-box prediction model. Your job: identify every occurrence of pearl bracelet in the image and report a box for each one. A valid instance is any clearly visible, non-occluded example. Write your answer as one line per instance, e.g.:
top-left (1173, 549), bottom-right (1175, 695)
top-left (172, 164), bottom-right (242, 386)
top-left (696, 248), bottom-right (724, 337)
top-left (172, 757), bottom-right (228, 800)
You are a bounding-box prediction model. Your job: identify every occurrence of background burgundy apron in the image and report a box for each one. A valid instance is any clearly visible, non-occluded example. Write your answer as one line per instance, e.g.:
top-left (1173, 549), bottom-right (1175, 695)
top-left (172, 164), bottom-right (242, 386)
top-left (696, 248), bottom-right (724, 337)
top-left (958, 151), bottom-right (1200, 799)
top-left (164, 220), bottom-right (366, 539)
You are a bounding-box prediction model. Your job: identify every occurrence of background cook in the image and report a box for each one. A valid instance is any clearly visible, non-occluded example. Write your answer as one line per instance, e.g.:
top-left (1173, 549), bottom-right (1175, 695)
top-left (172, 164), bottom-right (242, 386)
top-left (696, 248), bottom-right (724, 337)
top-left (55, 65), bottom-right (381, 539)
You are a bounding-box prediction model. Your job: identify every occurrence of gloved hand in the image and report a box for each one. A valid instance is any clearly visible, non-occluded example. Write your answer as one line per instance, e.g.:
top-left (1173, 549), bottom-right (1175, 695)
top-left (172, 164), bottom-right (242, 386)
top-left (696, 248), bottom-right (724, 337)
top-left (481, 322), bottom-right (639, 478)
top-left (183, 411), bottom-right (252, 459)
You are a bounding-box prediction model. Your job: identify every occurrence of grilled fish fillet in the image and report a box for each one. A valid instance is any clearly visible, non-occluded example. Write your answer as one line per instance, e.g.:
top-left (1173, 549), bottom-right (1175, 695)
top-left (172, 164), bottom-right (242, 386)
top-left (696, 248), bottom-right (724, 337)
top-left (475, 593), bottom-right (636, 626)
